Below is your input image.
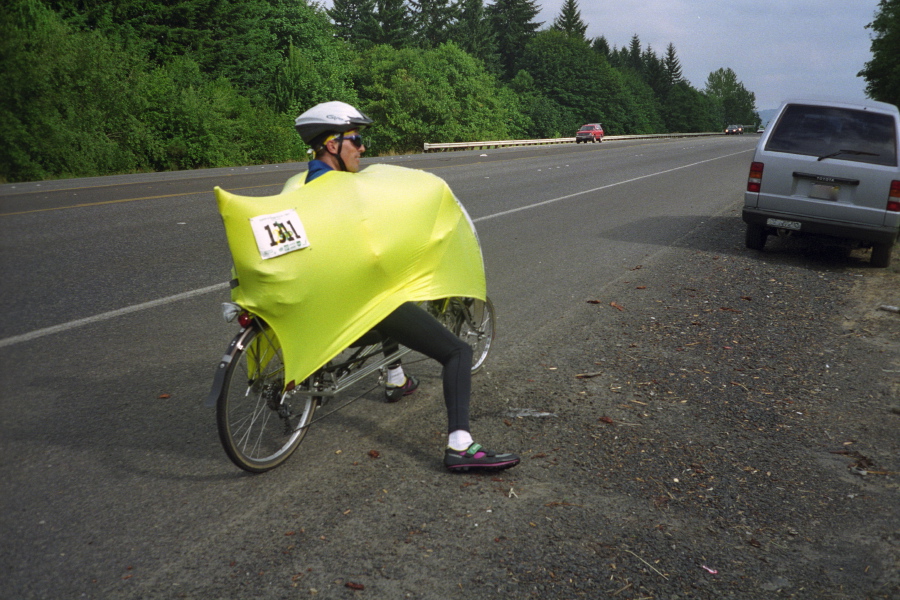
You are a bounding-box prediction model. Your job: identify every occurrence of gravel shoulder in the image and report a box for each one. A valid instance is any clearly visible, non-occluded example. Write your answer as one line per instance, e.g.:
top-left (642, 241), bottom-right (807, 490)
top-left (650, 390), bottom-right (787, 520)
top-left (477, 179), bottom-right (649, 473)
top-left (157, 205), bottom-right (898, 600)
top-left (483, 206), bottom-right (900, 600)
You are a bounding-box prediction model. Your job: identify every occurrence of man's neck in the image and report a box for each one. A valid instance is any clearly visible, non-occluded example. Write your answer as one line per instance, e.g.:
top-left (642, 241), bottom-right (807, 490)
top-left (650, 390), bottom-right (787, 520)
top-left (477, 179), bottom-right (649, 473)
top-left (306, 159), bottom-right (334, 183)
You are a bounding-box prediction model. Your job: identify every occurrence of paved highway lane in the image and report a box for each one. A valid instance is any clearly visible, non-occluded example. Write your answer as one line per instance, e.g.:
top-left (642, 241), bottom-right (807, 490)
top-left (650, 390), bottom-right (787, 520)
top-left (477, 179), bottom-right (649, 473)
top-left (0, 136), bottom-right (759, 598)
top-left (0, 136), bottom-right (754, 341)
top-left (442, 138), bottom-right (757, 333)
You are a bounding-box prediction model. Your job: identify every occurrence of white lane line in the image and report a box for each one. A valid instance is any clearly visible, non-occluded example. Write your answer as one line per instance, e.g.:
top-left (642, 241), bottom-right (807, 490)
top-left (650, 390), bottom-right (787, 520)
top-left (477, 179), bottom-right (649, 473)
top-left (2, 149), bottom-right (750, 348)
top-left (0, 282), bottom-right (229, 349)
top-left (472, 149), bottom-right (750, 223)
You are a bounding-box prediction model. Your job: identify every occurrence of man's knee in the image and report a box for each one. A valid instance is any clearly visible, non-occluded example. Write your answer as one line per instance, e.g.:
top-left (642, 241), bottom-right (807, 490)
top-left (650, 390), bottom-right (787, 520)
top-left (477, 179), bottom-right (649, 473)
top-left (451, 339), bottom-right (473, 365)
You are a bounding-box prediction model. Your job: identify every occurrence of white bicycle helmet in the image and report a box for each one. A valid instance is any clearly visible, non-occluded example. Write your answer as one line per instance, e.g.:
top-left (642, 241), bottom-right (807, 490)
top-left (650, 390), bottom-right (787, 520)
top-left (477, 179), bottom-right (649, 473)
top-left (294, 101), bottom-right (373, 147)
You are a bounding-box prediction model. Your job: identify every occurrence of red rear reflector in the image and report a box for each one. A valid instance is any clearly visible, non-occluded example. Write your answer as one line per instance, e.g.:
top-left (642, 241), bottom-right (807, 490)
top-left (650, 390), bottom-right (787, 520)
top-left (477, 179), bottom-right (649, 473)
top-left (747, 162), bottom-right (764, 193)
top-left (889, 181), bottom-right (900, 212)
top-left (238, 313), bottom-right (253, 328)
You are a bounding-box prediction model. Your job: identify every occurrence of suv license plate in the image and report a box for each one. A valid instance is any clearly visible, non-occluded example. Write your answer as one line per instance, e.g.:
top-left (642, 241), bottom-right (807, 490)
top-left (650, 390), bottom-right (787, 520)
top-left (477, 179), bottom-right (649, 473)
top-left (766, 218), bottom-right (801, 230)
top-left (810, 183), bottom-right (839, 201)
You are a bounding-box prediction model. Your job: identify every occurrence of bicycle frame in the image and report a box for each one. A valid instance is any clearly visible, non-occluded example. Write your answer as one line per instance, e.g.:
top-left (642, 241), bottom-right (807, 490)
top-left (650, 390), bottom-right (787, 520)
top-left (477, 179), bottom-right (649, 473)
top-left (208, 296), bottom-right (495, 472)
top-left (291, 341), bottom-right (411, 399)
top-left (301, 297), bottom-right (488, 400)
top-left (206, 302), bottom-right (412, 408)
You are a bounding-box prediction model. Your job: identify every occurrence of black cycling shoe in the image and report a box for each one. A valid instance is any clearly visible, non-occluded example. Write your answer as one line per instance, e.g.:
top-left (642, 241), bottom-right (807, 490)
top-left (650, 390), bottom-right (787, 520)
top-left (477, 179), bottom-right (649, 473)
top-left (444, 443), bottom-right (520, 472)
top-left (385, 375), bottom-right (419, 403)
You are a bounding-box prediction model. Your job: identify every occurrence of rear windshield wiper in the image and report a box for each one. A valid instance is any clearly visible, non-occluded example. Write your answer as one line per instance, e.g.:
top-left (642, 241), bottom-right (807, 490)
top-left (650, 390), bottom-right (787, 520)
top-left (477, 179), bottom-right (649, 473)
top-left (817, 149), bottom-right (880, 161)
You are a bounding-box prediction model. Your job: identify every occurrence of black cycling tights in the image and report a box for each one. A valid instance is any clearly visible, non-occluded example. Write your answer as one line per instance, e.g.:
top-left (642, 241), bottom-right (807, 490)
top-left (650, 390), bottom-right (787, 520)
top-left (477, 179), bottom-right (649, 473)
top-left (371, 302), bottom-right (472, 433)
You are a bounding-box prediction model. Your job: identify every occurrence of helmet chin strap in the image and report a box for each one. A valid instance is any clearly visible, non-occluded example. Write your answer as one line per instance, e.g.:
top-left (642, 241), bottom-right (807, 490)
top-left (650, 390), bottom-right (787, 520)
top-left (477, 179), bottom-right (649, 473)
top-left (326, 135), bottom-right (348, 171)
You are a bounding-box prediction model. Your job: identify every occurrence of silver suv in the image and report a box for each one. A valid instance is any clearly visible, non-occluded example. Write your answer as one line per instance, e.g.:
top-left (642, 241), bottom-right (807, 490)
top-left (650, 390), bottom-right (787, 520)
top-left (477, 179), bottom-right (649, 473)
top-left (742, 98), bottom-right (900, 267)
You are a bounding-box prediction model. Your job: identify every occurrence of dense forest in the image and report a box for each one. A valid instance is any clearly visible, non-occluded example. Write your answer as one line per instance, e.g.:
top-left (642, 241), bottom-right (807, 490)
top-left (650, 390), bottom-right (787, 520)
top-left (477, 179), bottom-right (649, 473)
top-left (1, 0), bottom-right (761, 183)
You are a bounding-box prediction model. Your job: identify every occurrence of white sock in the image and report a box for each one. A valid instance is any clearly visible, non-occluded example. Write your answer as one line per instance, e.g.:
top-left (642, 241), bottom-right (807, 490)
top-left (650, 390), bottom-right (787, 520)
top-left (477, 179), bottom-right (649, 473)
top-left (386, 366), bottom-right (406, 387)
top-left (448, 430), bottom-right (473, 451)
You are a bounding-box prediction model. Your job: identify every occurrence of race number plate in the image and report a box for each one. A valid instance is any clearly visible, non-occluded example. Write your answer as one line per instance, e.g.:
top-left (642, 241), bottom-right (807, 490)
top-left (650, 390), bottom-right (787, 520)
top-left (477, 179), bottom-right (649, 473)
top-left (250, 209), bottom-right (310, 259)
top-left (766, 218), bottom-right (801, 230)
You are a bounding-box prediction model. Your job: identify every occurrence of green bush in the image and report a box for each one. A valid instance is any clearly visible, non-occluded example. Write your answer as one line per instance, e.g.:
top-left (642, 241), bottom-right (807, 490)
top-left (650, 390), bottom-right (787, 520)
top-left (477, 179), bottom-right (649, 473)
top-left (1, 0), bottom-right (149, 180)
top-left (516, 30), bottom-right (665, 135)
top-left (354, 43), bottom-right (524, 153)
top-left (2, 0), bottom-right (743, 182)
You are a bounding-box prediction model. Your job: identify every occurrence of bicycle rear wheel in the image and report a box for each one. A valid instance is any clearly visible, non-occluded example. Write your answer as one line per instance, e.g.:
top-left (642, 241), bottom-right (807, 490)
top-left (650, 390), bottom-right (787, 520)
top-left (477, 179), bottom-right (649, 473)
top-left (453, 297), bottom-right (496, 374)
top-left (216, 322), bottom-right (317, 473)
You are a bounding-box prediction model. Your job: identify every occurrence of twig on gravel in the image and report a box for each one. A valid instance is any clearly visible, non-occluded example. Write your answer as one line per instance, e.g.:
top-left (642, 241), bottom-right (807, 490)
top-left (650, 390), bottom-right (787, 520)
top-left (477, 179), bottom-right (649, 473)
top-left (610, 582), bottom-right (632, 596)
top-left (623, 549), bottom-right (669, 580)
top-left (730, 381), bottom-right (750, 393)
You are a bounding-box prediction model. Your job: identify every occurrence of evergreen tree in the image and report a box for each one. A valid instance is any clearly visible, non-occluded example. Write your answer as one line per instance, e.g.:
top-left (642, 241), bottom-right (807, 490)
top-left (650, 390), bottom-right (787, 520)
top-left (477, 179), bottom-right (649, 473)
top-left (371, 0), bottom-right (415, 48)
top-left (592, 35), bottom-right (611, 60)
top-left (327, 0), bottom-right (377, 44)
top-left (518, 29), bottom-right (659, 135)
top-left (606, 44), bottom-right (628, 69)
top-left (859, 0), bottom-right (900, 107)
top-left (663, 43), bottom-right (684, 87)
top-left (642, 45), bottom-right (667, 97)
top-left (626, 34), bottom-right (642, 72)
top-left (487, 0), bottom-right (542, 80)
top-left (451, 0), bottom-right (498, 67)
top-left (551, 0), bottom-right (587, 41)
top-left (409, 0), bottom-right (459, 48)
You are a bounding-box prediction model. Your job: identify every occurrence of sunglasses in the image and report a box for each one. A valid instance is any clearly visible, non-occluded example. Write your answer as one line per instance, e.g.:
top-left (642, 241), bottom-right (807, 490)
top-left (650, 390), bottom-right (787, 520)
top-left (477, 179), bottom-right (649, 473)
top-left (341, 134), bottom-right (365, 149)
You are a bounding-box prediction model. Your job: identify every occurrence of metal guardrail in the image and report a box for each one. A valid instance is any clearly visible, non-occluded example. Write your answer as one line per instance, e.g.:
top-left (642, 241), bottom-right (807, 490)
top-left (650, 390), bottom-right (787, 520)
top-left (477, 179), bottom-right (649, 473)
top-left (423, 132), bottom-right (721, 152)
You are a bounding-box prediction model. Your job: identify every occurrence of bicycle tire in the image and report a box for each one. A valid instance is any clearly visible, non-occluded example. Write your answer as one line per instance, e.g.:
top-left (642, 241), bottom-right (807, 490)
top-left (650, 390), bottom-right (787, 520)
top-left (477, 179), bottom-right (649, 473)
top-left (215, 321), bottom-right (317, 473)
top-left (452, 297), bottom-right (496, 374)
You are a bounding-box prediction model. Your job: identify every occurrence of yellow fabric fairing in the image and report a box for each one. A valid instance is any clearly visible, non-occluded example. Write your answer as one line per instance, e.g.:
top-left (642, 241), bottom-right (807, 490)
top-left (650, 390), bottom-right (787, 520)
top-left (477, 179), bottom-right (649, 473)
top-left (247, 325), bottom-right (281, 381)
top-left (216, 164), bottom-right (486, 388)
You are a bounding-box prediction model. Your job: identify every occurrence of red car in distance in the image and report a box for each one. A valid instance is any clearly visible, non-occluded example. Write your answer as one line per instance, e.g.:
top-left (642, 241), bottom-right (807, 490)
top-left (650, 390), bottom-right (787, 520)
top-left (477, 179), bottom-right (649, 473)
top-left (575, 123), bottom-right (604, 143)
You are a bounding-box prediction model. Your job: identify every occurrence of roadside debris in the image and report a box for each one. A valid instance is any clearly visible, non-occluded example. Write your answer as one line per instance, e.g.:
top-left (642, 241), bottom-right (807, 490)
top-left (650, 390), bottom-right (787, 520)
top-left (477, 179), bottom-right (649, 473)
top-left (623, 549), bottom-right (668, 580)
top-left (575, 371), bottom-right (603, 379)
top-left (505, 408), bottom-right (557, 418)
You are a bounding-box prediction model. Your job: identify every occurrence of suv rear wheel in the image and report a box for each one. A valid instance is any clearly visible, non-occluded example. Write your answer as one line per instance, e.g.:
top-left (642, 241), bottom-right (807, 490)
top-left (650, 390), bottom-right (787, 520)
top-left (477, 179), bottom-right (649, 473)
top-left (870, 242), bottom-right (894, 268)
top-left (745, 223), bottom-right (768, 251)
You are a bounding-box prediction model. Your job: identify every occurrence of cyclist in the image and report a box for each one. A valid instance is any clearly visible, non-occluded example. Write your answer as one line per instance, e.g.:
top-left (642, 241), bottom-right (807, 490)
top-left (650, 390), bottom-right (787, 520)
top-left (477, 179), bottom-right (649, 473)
top-left (290, 101), bottom-right (520, 472)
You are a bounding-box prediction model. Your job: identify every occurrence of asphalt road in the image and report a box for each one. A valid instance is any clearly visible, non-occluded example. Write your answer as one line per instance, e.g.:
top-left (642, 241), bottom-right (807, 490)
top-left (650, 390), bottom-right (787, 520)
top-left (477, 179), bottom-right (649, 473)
top-left (0, 136), bottom-right (768, 598)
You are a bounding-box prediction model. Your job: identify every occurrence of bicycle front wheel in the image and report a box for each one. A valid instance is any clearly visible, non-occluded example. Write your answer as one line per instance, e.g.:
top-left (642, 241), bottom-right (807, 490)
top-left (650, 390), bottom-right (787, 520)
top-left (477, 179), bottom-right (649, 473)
top-left (216, 322), bottom-right (317, 473)
top-left (453, 297), bottom-right (496, 374)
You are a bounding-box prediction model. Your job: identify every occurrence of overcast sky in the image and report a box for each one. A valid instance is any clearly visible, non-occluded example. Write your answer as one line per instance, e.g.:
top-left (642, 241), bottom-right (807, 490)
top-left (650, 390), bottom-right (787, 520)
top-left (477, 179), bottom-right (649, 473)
top-left (535, 0), bottom-right (881, 112)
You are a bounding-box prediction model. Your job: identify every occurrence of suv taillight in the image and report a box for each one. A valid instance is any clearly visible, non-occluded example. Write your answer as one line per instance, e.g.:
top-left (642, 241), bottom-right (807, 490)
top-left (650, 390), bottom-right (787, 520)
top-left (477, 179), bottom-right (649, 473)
top-left (747, 162), bottom-right (764, 193)
top-left (888, 181), bottom-right (900, 212)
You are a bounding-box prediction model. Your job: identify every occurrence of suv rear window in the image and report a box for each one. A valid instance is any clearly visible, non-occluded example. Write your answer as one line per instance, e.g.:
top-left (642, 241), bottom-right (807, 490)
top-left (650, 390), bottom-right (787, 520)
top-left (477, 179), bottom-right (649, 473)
top-left (765, 104), bottom-right (898, 167)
